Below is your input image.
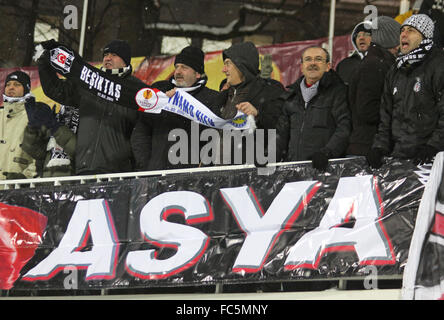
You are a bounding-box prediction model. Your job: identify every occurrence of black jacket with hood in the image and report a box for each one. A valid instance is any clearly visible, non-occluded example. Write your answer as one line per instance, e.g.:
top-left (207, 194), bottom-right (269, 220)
top-left (213, 42), bottom-right (285, 165)
top-left (336, 21), bottom-right (373, 86)
top-left (346, 43), bottom-right (396, 155)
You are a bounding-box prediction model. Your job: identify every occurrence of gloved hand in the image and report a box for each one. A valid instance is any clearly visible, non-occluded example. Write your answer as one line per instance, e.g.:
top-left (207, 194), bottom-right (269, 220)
top-left (413, 145), bottom-right (438, 165)
top-left (311, 151), bottom-right (330, 171)
top-left (25, 100), bottom-right (61, 135)
top-left (366, 148), bottom-right (385, 169)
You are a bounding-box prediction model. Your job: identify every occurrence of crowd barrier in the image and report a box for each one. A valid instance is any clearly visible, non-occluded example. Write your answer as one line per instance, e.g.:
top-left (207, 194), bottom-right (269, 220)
top-left (1, 154), bottom-right (441, 299)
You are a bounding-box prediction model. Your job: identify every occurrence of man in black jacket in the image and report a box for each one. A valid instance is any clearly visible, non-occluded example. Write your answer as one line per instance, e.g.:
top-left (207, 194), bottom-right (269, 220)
top-left (37, 39), bottom-right (141, 175)
top-left (130, 46), bottom-right (219, 171)
top-left (214, 41), bottom-right (285, 167)
top-left (367, 14), bottom-right (444, 168)
top-left (336, 20), bottom-right (373, 86)
top-left (347, 16), bottom-right (400, 156)
top-left (275, 46), bottom-right (351, 171)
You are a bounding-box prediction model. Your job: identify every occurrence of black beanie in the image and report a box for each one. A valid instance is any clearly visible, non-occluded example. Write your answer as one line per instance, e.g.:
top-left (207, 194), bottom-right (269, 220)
top-left (5, 70), bottom-right (31, 95)
top-left (103, 39), bottom-right (132, 66)
top-left (174, 46), bottom-right (205, 74)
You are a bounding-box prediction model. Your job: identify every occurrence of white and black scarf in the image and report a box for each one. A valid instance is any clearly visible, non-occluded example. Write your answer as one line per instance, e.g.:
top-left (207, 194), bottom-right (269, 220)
top-left (396, 39), bottom-right (434, 69)
top-left (46, 105), bottom-right (79, 168)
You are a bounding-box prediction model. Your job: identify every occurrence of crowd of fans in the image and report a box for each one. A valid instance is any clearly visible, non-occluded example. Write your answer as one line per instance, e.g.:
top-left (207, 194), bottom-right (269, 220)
top-left (2, 10), bottom-right (444, 180)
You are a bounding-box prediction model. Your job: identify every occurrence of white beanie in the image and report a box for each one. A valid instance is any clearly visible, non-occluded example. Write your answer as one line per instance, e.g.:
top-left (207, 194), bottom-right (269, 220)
top-left (402, 14), bottom-right (435, 39)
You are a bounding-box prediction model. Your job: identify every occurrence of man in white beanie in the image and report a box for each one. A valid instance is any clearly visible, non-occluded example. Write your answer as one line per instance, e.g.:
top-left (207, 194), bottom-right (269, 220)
top-left (367, 14), bottom-right (444, 168)
top-left (347, 16), bottom-right (401, 156)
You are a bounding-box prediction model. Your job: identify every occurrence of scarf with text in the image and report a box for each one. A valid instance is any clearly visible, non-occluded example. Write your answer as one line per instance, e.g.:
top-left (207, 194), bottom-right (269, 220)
top-left (40, 42), bottom-right (251, 131)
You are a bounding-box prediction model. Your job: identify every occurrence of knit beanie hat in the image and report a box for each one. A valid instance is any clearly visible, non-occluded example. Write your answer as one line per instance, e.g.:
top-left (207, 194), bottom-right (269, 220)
top-left (174, 46), bottom-right (205, 74)
top-left (402, 14), bottom-right (435, 39)
top-left (371, 16), bottom-right (401, 49)
top-left (103, 39), bottom-right (132, 66)
top-left (5, 70), bottom-right (31, 95)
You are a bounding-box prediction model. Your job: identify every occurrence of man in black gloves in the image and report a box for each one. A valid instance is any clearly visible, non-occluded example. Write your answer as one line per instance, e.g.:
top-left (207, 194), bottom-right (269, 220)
top-left (275, 46), bottom-right (351, 171)
top-left (367, 14), bottom-right (444, 169)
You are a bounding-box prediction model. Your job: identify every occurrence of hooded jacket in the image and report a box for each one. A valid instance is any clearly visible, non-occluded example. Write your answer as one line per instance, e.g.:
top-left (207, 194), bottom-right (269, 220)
top-left (336, 21), bottom-right (373, 86)
top-left (131, 76), bottom-right (219, 171)
top-left (213, 42), bottom-right (285, 165)
top-left (275, 70), bottom-right (351, 161)
top-left (0, 96), bottom-right (37, 179)
top-left (346, 43), bottom-right (396, 155)
top-left (372, 47), bottom-right (444, 158)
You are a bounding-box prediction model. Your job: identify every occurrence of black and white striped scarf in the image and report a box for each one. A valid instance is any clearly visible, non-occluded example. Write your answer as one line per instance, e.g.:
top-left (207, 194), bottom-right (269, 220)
top-left (396, 39), bottom-right (434, 69)
top-left (100, 65), bottom-right (132, 77)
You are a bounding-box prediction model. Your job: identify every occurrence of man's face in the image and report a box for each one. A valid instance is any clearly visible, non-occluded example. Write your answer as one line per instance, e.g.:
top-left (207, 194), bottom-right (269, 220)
top-left (355, 31), bottom-right (372, 52)
top-left (301, 47), bottom-right (331, 85)
top-left (400, 25), bottom-right (424, 54)
top-left (222, 59), bottom-right (244, 86)
top-left (4, 80), bottom-right (24, 97)
top-left (102, 52), bottom-right (127, 70)
top-left (174, 63), bottom-right (200, 87)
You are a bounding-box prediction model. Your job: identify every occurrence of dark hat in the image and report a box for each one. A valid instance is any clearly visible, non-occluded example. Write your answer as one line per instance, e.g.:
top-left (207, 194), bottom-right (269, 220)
top-left (371, 16), bottom-right (401, 49)
top-left (5, 70), bottom-right (31, 95)
top-left (402, 14), bottom-right (435, 39)
top-left (103, 39), bottom-right (131, 66)
top-left (174, 46), bottom-right (205, 74)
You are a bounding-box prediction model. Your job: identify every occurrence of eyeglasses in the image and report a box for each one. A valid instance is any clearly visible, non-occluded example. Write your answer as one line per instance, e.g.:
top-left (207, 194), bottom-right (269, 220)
top-left (303, 56), bottom-right (327, 63)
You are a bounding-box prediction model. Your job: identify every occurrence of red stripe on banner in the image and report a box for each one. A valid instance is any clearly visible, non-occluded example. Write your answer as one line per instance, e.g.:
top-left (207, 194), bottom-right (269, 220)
top-left (431, 211), bottom-right (444, 238)
top-left (374, 176), bottom-right (397, 265)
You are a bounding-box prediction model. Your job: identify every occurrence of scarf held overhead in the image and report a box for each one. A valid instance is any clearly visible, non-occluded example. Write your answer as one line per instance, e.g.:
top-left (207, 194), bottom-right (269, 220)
top-left (44, 44), bottom-right (251, 131)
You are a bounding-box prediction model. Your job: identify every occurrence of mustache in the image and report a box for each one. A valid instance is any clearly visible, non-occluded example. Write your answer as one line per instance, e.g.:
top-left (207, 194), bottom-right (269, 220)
top-left (307, 65), bottom-right (319, 71)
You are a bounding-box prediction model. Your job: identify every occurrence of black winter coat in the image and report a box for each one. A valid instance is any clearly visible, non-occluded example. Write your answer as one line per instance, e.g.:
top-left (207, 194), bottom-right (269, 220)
top-left (276, 70), bottom-right (351, 161)
top-left (212, 77), bottom-right (285, 165)
top-left (38, 60), bottom-right (141, 175)
top-left (130, 78), bottom-right (219, 171)
top-left (346, 43), bottom-right (396, 155)
top-left (373, 47), bottom-right (444, 158)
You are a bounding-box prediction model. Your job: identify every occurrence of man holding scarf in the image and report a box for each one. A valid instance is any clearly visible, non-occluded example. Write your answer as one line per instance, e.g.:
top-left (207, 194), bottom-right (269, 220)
top-left (367, 14), bottom-right (444, 168)
top-left (131, 46), bottom-right (219, 171)
top-left (37, 39), bottom-right (141, 175)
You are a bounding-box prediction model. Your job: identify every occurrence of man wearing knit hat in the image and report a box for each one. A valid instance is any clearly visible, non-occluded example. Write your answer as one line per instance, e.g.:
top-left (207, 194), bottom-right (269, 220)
top-left (336, 20), bottom-right (373, 86)
top-left (37, 39), bottom-right (143, 175)
top-left (131, 46), bottom-right (219, 170)
top-left (0, 70), bottom-right (37, 180)
top-left (347, 16), bottom-right (401, 156)
top-left (367, 14), bottom-right (444, 168)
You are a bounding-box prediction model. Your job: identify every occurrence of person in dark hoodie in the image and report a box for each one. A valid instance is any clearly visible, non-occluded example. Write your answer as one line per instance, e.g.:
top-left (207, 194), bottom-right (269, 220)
top-left (336, 20), bottom-right (373, 86)
top-left (275, 46), bottom-right (351, 171)
top-left (130, 46), bottom-right (219, 171)
top-left (346, 16), bottom-right (401, 156)
top-left (367, 14), bottom-right (444, 168)
top-left (212, 41), bottom-right (285, 166)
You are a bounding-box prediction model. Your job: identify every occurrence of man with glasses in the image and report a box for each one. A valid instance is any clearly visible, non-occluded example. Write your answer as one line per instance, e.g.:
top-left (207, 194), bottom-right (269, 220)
top-left (275, 46), bottom-right (351, 171)
top-left (336, 20), bottom-right (373, 86)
